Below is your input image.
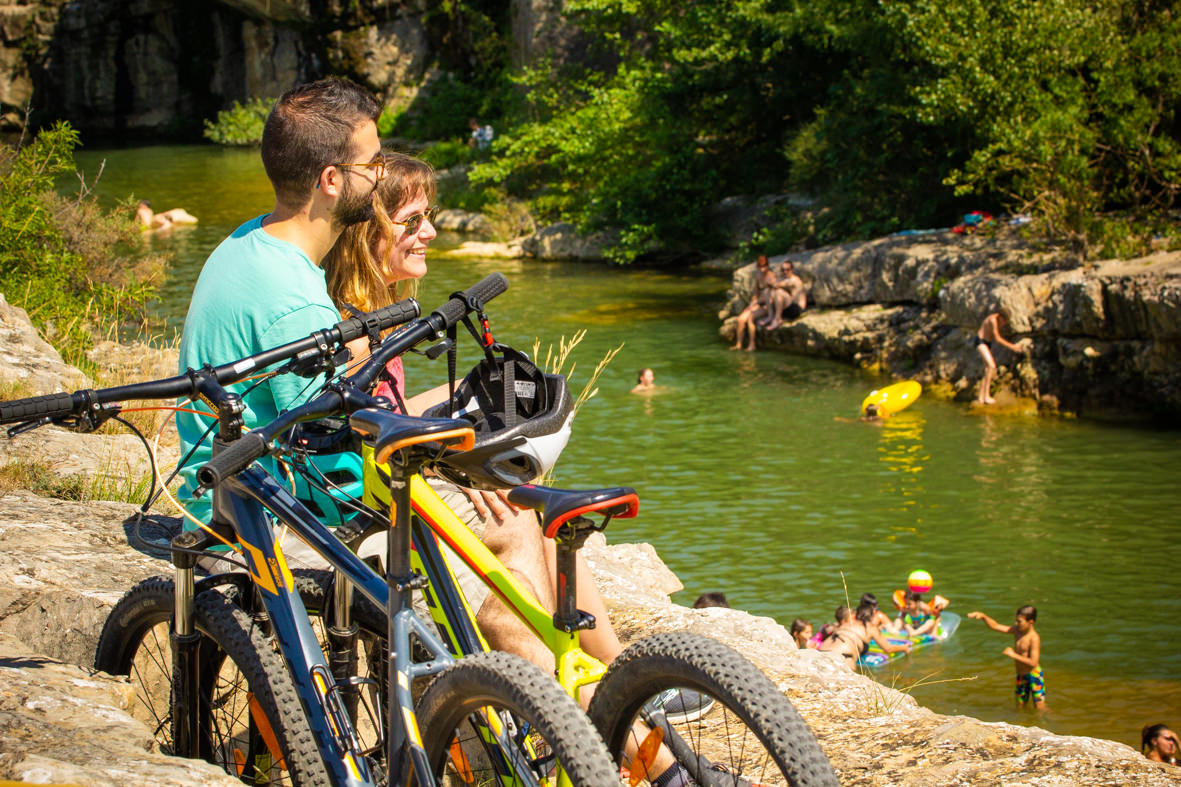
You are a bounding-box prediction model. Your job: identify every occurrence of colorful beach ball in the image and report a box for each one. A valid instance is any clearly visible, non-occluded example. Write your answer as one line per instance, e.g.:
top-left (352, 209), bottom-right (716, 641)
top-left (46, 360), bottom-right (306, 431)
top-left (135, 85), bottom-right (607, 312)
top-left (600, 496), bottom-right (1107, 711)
top-left (907, 570), bottom-right (933, 594)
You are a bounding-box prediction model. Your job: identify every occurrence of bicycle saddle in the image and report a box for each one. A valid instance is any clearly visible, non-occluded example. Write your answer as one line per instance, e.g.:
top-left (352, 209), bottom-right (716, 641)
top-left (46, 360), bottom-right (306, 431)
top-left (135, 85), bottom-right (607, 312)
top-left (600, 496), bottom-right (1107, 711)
top-left (507, 484), bottom-right (639, 539)
top-left (349, 409), bottom-right (474, 464)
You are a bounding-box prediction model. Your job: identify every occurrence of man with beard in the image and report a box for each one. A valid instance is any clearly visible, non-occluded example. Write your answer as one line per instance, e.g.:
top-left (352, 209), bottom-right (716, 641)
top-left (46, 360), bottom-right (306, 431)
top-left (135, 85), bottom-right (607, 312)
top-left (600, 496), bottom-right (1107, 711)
top-left (175, 78), bottom-right (385, 525)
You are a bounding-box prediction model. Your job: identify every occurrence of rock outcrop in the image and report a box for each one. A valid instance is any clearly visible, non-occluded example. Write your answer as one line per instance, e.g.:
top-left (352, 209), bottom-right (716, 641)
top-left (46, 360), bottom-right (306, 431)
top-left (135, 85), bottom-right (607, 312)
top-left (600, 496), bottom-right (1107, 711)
top-left (0, 293), bottom-right (89, 396)
top-left (719, 232), bottom-right (1181, 418)
top-left (0, 491), bottom-right (1178, 785)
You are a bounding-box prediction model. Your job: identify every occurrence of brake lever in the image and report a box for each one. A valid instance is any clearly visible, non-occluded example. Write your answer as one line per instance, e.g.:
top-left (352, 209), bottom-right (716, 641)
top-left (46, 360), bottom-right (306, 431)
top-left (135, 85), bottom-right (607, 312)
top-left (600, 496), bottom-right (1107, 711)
top-left (5, 400), bottom-right (121, 438)
top-left (7, 417), bottom-right (51, 438)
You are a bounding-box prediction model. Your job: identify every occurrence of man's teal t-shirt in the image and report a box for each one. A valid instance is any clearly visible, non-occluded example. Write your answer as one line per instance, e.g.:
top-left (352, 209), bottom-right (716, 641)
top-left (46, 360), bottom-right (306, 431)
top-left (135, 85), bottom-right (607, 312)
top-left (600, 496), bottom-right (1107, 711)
top-left (176, 215), bottom-right (340, 524)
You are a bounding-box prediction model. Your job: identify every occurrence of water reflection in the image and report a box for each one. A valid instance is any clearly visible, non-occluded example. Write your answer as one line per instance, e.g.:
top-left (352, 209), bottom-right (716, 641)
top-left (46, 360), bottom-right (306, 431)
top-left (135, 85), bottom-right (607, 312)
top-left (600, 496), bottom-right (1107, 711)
top-left (876, 411), bottom-right (928, 540)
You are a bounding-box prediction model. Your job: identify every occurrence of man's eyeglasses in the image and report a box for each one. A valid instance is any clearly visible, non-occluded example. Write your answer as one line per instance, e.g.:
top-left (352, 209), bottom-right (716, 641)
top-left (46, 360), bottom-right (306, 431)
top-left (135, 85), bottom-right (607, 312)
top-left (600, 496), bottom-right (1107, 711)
top-left (392, 206), bottom-right (439, 235)
top-left (332, 153), bottom-right (388, 181)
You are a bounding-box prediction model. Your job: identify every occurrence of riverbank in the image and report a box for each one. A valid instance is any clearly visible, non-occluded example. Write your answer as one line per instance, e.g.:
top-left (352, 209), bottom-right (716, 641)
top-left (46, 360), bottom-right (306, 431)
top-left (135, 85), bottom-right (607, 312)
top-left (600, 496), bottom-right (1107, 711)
top-left (0, 297), bottom-right (1177, 784)
top-left (715, 230), bottom-right (1181, 420)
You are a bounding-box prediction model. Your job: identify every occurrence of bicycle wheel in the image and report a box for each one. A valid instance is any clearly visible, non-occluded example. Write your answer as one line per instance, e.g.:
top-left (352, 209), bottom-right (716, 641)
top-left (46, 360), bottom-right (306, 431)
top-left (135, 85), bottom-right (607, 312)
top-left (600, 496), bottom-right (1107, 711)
top-left (587, 632), bottom-right (838, 787)
top-left (95, 577), bottom-right (332, 786)
top-left (417, 651), bottom-right (618, 787)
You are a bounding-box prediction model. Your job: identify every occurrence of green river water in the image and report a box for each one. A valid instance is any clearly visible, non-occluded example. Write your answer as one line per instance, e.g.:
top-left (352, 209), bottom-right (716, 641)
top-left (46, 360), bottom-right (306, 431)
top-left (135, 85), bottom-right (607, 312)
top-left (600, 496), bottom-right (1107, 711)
top-left (68, 144), bottom-right (1181, 751)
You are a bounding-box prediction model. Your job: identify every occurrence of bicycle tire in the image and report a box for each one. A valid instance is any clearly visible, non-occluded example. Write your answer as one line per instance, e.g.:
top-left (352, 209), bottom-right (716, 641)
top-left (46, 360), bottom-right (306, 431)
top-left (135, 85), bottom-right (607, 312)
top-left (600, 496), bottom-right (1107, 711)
top-left (586, 632), bottom-right (838, 787)
top-left (94, 577), bottom-right (332, 786)
top-left (417, 651), bottom-right (619, 787)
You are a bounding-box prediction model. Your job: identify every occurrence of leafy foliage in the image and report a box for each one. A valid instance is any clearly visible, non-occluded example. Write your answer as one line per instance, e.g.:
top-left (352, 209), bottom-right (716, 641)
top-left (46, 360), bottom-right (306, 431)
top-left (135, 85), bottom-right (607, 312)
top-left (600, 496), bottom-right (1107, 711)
top-left (459, 0), bottom-right (1179, 261)
top-left (0, 123), bottom-right (164, 365)
top-left (202, 97), bottom-right (274, 146)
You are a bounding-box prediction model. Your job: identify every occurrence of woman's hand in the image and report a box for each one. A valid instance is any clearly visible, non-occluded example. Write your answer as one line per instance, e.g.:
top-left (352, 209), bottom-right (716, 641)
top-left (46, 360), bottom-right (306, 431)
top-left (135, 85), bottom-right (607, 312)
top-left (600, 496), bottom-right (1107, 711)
top-left (462, 487), bottom-right (520, 522)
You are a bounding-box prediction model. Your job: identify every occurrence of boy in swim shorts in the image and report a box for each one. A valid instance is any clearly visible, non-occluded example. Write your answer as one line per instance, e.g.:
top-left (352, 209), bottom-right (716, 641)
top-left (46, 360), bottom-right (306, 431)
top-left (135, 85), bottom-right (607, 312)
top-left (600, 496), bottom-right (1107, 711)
top-left (968, 605), bottom-right (1046, 709)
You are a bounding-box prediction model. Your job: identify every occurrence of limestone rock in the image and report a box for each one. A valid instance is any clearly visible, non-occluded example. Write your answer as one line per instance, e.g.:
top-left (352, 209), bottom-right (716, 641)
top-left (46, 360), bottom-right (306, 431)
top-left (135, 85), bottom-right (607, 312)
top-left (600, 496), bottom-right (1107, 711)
top-left (520, 222), bottom-right (616, 261)
top-left (326, 16), bottom-right (430, 96)
top-left (0, 492), bottom-right (166, 667)
top-left (719, 236), bottom-right (1181, 416)
top-left (434, 208), bottom-right (492, 235)
top-left (0, 632), bottom-right (242, 786)
top-left (0, 293), bottom-right (90, 396)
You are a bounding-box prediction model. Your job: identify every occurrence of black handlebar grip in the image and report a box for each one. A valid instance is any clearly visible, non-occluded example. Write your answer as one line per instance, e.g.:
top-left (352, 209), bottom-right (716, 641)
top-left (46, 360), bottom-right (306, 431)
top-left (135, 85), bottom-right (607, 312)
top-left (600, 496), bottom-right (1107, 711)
top-left (196, 432), bottom-right (270, 489)
top-left (338, 298), bottom-right (421, 343)
top-left (371, 299), bottom-right (421, 331)
top-left (433, 272), bottom-right (509, 328)
top-left (0, 392), bottom-right (81, 425)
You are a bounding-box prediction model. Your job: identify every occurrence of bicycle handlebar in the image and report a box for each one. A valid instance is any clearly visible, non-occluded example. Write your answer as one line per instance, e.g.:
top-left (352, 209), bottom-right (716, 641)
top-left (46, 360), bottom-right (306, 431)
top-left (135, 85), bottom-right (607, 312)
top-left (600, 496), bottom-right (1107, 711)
top-left (0, 298), bottom-right (422, 427)
top-left (196, 273), bottom-right (509, 492)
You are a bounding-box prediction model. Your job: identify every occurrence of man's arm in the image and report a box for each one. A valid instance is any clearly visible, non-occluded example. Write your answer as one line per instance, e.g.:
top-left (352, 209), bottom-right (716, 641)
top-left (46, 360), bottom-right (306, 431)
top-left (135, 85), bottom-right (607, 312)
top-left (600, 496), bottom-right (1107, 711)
top-left (968, 611), bottom-right (1013, 634)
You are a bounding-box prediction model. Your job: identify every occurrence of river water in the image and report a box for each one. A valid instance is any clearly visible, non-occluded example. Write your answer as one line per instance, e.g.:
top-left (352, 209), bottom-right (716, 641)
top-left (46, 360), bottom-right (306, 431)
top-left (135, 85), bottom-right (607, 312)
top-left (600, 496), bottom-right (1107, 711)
top-left (69, 144), bottom-right (1181, 750)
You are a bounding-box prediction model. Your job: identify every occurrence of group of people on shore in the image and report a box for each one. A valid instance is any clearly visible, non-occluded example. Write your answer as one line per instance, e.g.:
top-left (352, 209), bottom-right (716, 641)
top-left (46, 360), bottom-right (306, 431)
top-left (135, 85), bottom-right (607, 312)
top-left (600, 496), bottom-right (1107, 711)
top-left (730, 254), bottom-right (808, 351)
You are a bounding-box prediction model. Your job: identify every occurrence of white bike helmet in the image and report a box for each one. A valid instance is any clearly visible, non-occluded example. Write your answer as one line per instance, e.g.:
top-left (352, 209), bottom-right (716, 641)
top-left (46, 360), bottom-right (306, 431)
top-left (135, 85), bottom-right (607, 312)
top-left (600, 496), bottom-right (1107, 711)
top-left (424, 346), bottom-right (573, 489)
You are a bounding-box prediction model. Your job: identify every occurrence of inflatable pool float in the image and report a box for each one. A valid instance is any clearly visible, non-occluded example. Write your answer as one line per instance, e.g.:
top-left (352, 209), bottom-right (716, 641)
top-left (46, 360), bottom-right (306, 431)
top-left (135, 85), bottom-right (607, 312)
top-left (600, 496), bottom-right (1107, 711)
top-left (861, 380), bottom-right (922, 418)
top-left (859, 611), bottom-right (961, 668)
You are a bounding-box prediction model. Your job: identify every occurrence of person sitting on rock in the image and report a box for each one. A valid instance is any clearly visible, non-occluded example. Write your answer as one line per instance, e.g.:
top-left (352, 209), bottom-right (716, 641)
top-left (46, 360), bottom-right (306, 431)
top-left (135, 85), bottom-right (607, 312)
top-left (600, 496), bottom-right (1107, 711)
top-left (136, 200), bottom-right (198, 232)
top-left (761, 260), bottom-right (807, 331)
top-left (973, 308), bottom-right (1028, 405)
top-left (731, 255), bottom-right (775, 352)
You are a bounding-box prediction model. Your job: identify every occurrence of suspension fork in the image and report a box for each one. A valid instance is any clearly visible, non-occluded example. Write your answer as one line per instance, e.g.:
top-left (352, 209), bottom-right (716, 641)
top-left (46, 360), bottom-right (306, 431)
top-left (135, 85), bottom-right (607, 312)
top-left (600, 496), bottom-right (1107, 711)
top-left (170, 526), bottom-right (221, 760)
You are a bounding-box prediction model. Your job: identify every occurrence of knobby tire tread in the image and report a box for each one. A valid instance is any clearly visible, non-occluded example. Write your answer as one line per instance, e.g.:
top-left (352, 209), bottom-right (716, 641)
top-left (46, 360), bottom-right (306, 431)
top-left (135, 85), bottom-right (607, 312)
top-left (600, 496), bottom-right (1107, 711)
top-left (586, 632), bottom-right (838, 787)
top-left (95, 576), bottom-right (333, 786)
top-left (417, 651), bottom-right (618, 787)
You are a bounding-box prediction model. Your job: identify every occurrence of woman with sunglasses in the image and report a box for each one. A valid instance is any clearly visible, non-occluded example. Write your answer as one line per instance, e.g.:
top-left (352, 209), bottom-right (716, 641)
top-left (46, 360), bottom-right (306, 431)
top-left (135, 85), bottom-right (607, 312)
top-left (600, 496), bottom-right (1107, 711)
top-left (322, 154), bottom-right (632, 697)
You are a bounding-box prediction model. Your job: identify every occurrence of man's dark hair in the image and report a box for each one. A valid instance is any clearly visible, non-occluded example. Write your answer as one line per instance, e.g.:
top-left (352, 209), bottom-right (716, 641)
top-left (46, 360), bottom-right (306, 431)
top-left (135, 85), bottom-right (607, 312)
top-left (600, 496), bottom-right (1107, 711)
top-left (834, 604), bottom-right (851, 623)
top-left (261, 78), bottom-right (381, 208)
top-left (692, 592), bottom-right (730, 609)
top-left (1017, 604), bottom-right (1037, 622)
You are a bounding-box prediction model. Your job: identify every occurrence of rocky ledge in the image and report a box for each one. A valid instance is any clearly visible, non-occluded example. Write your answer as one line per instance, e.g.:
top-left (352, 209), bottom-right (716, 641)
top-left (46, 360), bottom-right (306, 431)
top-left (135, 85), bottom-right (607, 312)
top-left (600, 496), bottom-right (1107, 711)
top-left (0, 491), bottom-right (1177, 786)
top-left (718, 232), bottom-right (1181, 419)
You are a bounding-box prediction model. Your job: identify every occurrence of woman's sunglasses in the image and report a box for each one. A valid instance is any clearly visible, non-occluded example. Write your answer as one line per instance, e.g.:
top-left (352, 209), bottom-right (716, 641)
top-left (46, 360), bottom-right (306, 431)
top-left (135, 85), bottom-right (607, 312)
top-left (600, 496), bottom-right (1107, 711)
top-left (392, 206), bottom-right (439, 235)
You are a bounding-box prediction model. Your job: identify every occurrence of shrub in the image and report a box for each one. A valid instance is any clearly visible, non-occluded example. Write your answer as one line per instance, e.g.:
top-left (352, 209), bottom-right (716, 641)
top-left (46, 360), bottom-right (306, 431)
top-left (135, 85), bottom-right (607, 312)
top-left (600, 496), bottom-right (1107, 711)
top-left (0, 122), bottom-right (164, 366)
top-left (202, 97), bottom-right (275, 146)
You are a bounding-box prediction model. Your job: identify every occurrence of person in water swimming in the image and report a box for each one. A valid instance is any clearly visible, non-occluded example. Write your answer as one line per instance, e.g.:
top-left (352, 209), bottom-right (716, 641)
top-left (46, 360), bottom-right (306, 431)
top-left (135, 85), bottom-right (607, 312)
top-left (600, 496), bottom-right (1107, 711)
top-left (819, 601), bottom-right (910, 668)
top-left (630, 367), bottom-right (656, 393)
top-left (790, 618), bottom-right (815, 649)
top-left (895, 589), bottom-right (939, 637)
top-left (968, 605), bottom-right (1046, 709)
top-left (1142, 723), bottom-right (1180, 765)
top-left (860, 593), bottom-right (897, 632)
top-left (136, 199), bottom-right (198, 231)
top-left (973, 308), bottom-right (1028, 405)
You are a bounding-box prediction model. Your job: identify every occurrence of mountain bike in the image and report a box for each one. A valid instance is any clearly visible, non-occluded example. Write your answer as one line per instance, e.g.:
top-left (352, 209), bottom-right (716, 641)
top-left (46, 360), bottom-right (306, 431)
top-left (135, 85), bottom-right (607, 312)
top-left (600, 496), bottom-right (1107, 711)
top-left (1, 274), bottom-right (618, 787)
top-left (228, 286), bottom-right (841, 786)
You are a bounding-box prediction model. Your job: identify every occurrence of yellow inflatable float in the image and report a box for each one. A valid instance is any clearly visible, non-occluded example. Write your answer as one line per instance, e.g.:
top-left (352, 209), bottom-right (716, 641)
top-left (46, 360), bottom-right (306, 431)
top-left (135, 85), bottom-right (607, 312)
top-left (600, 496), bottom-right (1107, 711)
top-left (861, 380), bottom-right (922, 417)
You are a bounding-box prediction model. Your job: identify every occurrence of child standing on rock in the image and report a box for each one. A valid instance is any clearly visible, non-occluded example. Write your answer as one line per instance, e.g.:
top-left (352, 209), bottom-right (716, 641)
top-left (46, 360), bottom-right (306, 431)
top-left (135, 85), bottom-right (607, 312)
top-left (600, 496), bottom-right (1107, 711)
top-left (968, 605), bottom-right (1046, 710)
top-left (973, 308), bottom-right (1029, 404)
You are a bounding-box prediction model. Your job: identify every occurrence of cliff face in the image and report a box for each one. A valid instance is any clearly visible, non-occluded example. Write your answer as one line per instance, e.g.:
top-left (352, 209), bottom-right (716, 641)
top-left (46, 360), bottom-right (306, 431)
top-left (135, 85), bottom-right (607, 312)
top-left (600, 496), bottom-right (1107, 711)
top-left (719, 233), bottom-right (1181, 419)
top-left (0, 0), bottom-right (568, 136)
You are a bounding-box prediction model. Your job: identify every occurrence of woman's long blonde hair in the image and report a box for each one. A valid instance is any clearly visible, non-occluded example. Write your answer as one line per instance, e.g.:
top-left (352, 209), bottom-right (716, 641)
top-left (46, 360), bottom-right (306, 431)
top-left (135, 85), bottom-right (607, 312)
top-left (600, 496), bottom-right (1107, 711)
top-left (324, 152), bottom-right (437, 315)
